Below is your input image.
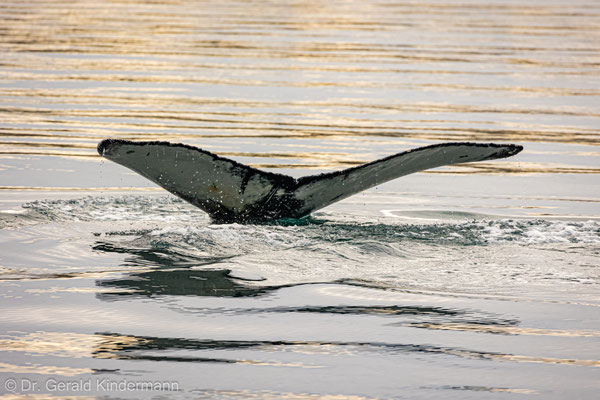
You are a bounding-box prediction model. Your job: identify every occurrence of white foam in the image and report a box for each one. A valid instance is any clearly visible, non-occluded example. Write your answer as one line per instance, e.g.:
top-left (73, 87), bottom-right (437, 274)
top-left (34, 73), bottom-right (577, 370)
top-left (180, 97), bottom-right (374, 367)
top-left (479, 220), bottom-right (600, 244)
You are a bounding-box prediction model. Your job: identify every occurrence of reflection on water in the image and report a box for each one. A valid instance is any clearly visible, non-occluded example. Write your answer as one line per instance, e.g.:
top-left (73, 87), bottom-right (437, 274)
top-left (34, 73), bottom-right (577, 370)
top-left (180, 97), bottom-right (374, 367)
top-left (406, 322), bottom-right (600, 338)
top-left (96, 269), bottom-right (269, 299)
top-left (89, 331), bottom-right (560, 366)
top-left (1, 0), bottom-right (599, 174)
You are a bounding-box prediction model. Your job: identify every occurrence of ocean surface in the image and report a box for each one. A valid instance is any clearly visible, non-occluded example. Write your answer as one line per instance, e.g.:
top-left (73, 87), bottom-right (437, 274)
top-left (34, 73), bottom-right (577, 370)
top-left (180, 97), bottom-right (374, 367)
top-left (1, 0), bottom-right (599, 399)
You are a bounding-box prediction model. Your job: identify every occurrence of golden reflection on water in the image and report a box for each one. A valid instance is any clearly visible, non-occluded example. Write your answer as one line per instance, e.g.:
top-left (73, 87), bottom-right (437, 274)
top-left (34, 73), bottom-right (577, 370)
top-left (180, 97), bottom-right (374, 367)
top-left (0, 331), bottom-right (149, 376)
top-left (407, 322), bottom-right (600, 337)
top-left (0, 140), bottom-right (599, 173)
top-left (1, 0), bottom-right (599, 183)
top-left (0, 362), bottom-right (92, 377)
top-left (1, 329), bottom-right (598, 375)
top-left (0, 331), bottom-right (143, 360)
top-left (0, 186), bottom-right (162, 192)
top-left (430, 162), bottom-right (600, 175)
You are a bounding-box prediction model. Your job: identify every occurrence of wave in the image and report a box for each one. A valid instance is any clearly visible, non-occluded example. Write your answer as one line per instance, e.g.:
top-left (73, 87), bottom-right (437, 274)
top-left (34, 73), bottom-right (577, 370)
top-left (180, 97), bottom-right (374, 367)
top-left (8, 196), bottom-right (599, 248)
top-left (18, 195), bottom-right (207, 224)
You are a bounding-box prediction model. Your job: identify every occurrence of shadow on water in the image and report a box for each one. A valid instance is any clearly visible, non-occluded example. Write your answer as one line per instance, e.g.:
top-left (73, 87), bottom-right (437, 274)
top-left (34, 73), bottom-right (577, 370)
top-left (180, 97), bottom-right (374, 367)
top-left (92, 239), bottom-right (274, 298)
top-left (91, 237), bottom-right (518, 324)
top-left (92, 240), bottom-right (518, 332)
top-left (92, 240), bottom-right (231, 268)
top-left (96, 268), bottom-right (271, 299)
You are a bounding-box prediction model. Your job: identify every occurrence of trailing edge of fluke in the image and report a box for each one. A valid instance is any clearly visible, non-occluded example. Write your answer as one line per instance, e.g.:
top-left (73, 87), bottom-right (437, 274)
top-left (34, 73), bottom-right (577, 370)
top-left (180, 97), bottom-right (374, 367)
top-left (98, 139), bottom-right (523, 223)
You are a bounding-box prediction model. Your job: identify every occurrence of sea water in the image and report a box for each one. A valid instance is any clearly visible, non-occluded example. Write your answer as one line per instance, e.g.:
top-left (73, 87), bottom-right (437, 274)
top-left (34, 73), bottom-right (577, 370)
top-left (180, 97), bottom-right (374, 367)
top-left (0, 1), bottom-right (599, 399)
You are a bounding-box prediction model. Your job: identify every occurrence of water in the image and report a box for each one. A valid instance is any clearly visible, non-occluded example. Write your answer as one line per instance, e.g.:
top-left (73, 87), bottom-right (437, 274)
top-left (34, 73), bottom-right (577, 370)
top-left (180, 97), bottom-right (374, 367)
top-left (1, 0), bottom-right (599, 398)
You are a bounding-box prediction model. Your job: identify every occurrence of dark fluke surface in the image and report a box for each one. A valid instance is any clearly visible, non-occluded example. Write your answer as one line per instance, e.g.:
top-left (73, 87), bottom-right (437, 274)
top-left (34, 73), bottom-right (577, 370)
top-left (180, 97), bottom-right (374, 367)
top-left (99, 139), bottom-right (523, 222)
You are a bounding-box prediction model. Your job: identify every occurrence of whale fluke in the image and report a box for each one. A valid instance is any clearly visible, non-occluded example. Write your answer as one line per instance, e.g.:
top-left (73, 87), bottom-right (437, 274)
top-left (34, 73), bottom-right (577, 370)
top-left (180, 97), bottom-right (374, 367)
top-left (98, 139), bottom-right (522, 223)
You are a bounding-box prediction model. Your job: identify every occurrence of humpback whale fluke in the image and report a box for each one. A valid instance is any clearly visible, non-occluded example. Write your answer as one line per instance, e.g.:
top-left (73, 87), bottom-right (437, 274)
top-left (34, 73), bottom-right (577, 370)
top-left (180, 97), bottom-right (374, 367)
top-left (98, 139), bottom-right (522, 223)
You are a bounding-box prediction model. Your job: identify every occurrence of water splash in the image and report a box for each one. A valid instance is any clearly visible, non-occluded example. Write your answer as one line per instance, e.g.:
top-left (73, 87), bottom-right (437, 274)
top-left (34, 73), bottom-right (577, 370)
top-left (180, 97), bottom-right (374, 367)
top-left (19, 195), bottom-right (206, 224)
top-left (13, 196), bottom-right (600, 247)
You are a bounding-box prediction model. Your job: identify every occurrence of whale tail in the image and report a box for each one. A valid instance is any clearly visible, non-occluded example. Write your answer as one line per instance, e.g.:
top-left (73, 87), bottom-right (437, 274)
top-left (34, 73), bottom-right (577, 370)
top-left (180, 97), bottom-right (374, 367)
top-left (98, 139), bottom-right (522, 223)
